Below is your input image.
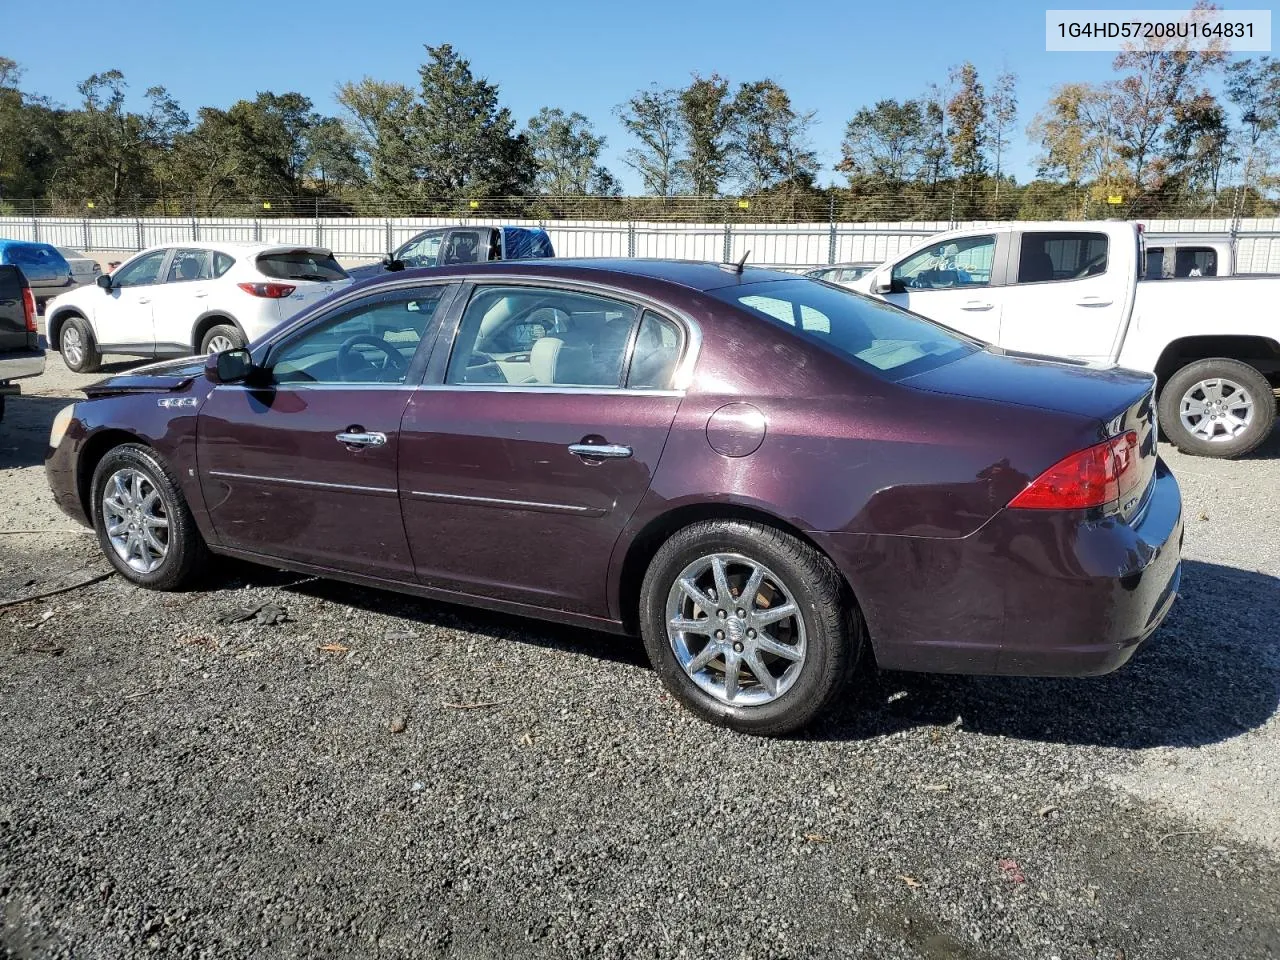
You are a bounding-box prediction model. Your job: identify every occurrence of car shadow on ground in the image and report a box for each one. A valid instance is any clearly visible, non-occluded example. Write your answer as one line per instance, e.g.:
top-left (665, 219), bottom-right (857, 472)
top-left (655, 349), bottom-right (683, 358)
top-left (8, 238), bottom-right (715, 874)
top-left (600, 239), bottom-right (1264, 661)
top-left (233, 557), bottom-right (1279, 750)
top-left (0, 395), bottom-right (71, 470)
top-left (815, 558), bottom-right (1280, 749)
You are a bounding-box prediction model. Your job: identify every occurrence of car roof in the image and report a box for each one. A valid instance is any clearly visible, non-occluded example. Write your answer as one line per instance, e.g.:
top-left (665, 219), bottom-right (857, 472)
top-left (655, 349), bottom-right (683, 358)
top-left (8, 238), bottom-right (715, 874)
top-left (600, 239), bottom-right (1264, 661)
top-left (0, 238), bottom-right (58, 251)
top-left (129, 241), bottom-right (334, 257)
top-left (381, 258), bottom-right (798, 294)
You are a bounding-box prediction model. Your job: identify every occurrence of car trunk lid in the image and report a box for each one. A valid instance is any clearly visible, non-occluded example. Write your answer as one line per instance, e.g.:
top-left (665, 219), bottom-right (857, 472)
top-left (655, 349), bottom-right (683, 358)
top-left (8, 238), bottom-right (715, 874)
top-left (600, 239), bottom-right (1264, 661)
top-left (904, 348), bottom-right (1159, 521)
top-left (253, 247), bottom-right (352, 320)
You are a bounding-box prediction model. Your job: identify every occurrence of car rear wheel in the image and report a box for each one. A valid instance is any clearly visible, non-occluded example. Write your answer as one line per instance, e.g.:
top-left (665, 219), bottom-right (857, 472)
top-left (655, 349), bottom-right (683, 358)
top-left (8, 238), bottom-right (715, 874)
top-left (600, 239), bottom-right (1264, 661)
top-left (639, 519), bottom-right (860, 735)
top-left (1158, 358), bottom-right (1276, 459)
top-left (60, 316), bottom-right (101, 373)
top-left (201, 323), bottom-right (245, 355)
top-left (91, 444), bottom-right (208, 590)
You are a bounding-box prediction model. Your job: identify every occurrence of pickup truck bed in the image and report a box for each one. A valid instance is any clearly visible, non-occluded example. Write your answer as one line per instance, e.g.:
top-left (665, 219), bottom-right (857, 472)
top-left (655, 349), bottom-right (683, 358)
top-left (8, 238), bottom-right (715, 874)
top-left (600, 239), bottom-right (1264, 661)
top-left (0, 264), bottom-right (46, 421)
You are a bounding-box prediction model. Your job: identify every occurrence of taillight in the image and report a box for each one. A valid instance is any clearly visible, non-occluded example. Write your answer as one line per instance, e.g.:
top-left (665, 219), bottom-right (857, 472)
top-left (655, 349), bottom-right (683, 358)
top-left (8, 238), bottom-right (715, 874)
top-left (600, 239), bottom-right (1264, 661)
top-left (21, 288), bottom-right (36, 333)
top-left (1009, 432), bottom-right (1140, 510)
top-left (237, 282), bottom-right (296, 298)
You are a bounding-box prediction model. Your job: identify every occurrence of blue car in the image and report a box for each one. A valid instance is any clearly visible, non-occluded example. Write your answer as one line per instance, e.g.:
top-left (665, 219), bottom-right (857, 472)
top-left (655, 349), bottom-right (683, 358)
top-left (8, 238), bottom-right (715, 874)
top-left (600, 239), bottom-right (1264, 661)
top-left (0, 240), bottom-right (75, 304)
top-left (346, 225), bottom-right (554, 282)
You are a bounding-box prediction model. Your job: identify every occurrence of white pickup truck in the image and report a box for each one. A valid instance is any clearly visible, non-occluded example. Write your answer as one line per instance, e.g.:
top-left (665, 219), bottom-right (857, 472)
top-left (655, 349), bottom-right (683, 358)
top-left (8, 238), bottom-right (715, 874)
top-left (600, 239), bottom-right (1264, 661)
top-left (851, 221), bottom-right (1280, 458)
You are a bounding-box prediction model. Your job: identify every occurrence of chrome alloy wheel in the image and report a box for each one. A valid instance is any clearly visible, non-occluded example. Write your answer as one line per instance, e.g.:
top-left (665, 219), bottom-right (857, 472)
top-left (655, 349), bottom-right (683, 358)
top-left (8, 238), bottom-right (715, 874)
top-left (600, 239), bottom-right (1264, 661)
top-left (205, 334), bottom-right (236, 354)
top-left (665, 553), bottom-right (807, 706)
top-left (62, 325), bottom-right (84, 368)
top-left (102, 468), bottom-right (170, 574)
top-left (1179, 377), bottom-right (1255, 443)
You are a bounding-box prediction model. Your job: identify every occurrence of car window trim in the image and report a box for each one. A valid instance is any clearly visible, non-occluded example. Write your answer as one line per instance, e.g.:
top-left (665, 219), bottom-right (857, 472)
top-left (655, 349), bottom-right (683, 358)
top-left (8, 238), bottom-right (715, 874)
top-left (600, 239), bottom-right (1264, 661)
top-left (259, 280), bottom-right (464, 388)
top-left (420, 276), bottom-right (700, 394)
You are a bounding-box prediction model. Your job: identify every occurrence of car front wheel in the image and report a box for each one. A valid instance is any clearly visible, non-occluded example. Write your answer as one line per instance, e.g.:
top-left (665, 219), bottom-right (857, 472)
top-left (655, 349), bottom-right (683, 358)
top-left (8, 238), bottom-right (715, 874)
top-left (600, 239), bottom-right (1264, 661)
top-left (60, 316), bottom-right (101, 373)
top-left (91, 444), bottom-right (208, 590)
top-left (1158, 358), bottom-right (1276, 459)
top-left (639, 519), bottom-right (861, 735)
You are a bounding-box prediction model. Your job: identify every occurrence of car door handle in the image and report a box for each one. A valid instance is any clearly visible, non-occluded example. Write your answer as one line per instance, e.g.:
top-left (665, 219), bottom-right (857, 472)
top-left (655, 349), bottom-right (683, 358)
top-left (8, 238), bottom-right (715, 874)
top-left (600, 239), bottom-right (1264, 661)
top-left (193, 292), bottom-right (208, 298)
top-left (568, 443), bottom-right (632, 460)
top-left (960, 300), bottom-right (993, 311)
top-left (1076, 296), bottom-right (1112, 307)
top-left (137, 297), bottom-right (151, 304)
top-left (335, 431), bottom-right (387, 448)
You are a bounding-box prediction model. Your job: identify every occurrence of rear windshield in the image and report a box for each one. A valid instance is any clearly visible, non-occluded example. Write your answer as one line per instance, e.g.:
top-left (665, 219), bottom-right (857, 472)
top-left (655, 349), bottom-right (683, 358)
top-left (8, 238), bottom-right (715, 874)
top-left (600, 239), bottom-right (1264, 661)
top-left (256, 250), bottom-right (347, 282)
top-left (710, 278), bottom-right (978, 381)
top-left (4, 243), bottom-right (64, 268)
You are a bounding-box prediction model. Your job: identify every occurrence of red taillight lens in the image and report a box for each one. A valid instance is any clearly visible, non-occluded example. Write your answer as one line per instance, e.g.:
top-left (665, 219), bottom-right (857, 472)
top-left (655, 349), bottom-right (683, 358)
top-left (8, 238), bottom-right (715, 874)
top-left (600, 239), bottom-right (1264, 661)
top-left (237, 282), bottom-right (296, 299)
top-left (1009, 432), bottom-right (1140, 510)
top-left (21, 288), bottom-right (36, 333)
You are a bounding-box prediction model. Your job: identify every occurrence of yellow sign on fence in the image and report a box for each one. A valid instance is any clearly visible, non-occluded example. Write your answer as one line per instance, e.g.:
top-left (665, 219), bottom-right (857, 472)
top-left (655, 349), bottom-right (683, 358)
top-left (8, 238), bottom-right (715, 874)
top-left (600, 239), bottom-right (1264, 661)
top-left (1106, 195), bottom-right (1124, 205)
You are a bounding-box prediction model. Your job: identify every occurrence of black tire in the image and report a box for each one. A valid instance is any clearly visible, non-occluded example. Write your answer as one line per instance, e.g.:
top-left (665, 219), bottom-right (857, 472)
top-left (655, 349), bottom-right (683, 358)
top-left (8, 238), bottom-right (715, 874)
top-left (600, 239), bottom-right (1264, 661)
top-left (1158, 358), bottom-right (1276, 459)
top-left (639, 519), bottom-right (861, 736)
top-left (90, 444), bottom-right (208, 590)
top-left (200, 323), bottom-right (246, 355)
top-left (59, 315), bottom-right (101, 374)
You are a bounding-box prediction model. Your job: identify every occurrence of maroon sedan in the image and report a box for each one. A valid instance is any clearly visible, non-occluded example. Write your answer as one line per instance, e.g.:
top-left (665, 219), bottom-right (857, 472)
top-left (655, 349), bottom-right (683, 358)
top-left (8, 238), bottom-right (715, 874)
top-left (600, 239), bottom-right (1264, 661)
top-left (45, 259), bottom-right (1183, 734)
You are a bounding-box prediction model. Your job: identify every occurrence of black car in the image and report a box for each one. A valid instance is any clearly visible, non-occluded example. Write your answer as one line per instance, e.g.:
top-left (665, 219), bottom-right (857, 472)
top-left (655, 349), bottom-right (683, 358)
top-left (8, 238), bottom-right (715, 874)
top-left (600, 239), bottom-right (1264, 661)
top-left (347, 225), bottom-right (554, 282)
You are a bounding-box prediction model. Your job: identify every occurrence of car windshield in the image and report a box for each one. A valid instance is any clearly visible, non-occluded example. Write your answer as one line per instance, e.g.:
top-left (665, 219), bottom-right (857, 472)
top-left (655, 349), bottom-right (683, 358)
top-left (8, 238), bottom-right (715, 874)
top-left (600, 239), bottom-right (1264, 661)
top-left (256, 250), bottom-right (348, 282)
top-left (710, 278), bottom-right (978, 381)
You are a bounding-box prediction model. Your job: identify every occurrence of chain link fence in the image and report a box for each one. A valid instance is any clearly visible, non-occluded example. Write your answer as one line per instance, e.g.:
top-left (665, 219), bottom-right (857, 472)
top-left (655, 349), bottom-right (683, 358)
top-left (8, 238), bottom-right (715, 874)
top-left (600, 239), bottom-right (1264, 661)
top-left (3, 194), bottom-right (1280, 272)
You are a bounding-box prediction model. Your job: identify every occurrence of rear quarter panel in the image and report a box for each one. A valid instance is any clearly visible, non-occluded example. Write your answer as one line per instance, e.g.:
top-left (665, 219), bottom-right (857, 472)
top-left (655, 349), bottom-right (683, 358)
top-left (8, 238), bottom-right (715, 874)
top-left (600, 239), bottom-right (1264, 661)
top-left (605, 301), bottom-right (1109, 619)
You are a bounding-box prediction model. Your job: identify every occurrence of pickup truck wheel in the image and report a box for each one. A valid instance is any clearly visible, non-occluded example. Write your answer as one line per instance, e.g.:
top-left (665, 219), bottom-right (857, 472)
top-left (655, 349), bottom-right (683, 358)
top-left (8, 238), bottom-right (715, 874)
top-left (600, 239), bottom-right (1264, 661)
top-left (1158, 358), bottom-right (1276, 459)
top-left (200, 324), bottom-right (245, 355)
top-left (60, 316), bottom-right (101, 374)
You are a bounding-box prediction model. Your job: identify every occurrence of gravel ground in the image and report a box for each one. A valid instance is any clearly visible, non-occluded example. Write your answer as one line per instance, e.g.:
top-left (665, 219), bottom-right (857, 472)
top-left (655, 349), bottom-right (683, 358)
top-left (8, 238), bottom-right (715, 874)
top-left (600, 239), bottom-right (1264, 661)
top-left (2, 352), bottom-right (1279, 960)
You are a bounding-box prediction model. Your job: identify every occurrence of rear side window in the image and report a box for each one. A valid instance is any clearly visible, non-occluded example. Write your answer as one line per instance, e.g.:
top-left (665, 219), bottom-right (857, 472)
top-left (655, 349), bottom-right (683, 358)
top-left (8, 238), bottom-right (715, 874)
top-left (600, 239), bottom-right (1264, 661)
top-left (1144, 246), bottom-right (1165, 280)
top-left (256, 250), bottom-right (347, 282)
top-left (213, 252), bottom-right (236, 278)
top-left (713, 279), bottom-right (977, 380)
top-left (1017, 232), bottom-right (1108, 283)
top-left (166, 248), bottom-right (212, 283)
top-left (627, 312), bottom-right (682, 389)
top-left (1174, 247), bottom-right (1217, 277)
top-left (439, 231), bottom-right (486, 266)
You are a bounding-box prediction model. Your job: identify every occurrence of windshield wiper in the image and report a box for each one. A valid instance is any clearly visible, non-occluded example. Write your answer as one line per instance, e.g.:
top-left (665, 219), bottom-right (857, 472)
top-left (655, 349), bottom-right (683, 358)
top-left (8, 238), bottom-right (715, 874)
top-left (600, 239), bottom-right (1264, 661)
top-left (290, 273), bottom-right (334, 282)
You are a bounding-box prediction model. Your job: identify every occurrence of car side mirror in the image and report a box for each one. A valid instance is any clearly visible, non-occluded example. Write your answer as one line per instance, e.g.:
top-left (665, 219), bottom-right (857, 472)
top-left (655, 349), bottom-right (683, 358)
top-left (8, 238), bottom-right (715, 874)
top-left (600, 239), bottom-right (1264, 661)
top-left (383, 256), bottom-right (405, 272)
top-left (96, 274), bottom-right (113, 291)
top-left (204, 347), bottom-right (253, 385)
top-left (871, 272), bottom-right (894, 295)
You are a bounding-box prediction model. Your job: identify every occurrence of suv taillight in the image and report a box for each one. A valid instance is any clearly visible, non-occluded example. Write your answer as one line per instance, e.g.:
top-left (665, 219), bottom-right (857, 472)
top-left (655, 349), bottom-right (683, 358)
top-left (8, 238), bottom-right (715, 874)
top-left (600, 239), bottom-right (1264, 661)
top-left (237, 282), bottom-right (296, 298)
top-left (1009, 432), bottom-right (1140, 510)
top-left (21, 288), bottom-right (36, 333)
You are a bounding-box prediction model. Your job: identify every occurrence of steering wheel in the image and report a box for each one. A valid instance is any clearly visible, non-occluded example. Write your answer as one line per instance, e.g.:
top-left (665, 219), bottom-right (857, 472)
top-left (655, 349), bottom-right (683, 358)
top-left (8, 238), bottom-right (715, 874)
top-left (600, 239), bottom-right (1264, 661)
top-left (336, 334), bottom-right (408, 381)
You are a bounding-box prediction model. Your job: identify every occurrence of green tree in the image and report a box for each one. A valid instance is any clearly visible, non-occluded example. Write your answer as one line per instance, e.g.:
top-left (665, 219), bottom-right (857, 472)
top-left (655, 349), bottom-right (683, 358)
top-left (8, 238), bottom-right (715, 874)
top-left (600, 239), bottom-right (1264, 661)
top-left (1166, 92), bottom-right (1235, 196)
top-left (987, 70), bottom-right (1018, 190)
top-left (616, 85), bottom-right (684, 196)
top-left (1029, 82), bottom-right (1121, 189)
top-left (166, 106), bottom-right (248, 214)
top-left (946, 62), bottom-right (987, 178)
top-left (225, 92), bottom-right (318, 197)
top-left (837, 99), bottom-right (930, 183)
top-left (336, 77), bottom-right (418, 198)
top-left (526, 107), bottom-right (613, 195)
top-left (1224, 57), bottom-right (1280, 196)
top-left (306, 116), bottom-right (366, 191)
top-left (56, 70), bottom-right (187, 211)
top-left (0, 57), bottom-right (66, 202)
top-left (677, 73), bottom-right (732, 195)
top-left (728, 79), bottom-right (817, 193)
top-left (410, 43), bottom-right (532, 198)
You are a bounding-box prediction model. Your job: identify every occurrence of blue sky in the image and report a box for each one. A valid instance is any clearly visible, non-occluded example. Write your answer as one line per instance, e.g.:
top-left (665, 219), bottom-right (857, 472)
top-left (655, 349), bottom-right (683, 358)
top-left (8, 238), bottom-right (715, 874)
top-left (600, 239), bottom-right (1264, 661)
top-left (2, 0), bottom-right (1243, 192)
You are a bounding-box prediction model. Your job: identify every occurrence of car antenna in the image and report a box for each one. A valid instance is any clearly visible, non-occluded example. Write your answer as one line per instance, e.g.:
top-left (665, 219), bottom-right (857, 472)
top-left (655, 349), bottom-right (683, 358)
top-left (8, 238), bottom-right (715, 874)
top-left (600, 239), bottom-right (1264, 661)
top-left (720, 250), bottom-right (751, 275)
top-left (735, 249), bottom-right (751, 274)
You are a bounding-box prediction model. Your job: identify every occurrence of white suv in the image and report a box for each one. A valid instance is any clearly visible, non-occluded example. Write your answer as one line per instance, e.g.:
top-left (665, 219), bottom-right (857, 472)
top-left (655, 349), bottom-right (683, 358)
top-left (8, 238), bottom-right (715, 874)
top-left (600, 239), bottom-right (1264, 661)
top-left (45, 242), bottom-right (351, 373)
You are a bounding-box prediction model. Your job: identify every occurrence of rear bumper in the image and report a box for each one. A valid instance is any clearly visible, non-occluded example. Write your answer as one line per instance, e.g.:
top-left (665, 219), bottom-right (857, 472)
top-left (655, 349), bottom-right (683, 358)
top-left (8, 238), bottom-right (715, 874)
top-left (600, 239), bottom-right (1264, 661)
top-left (0, 347), bottom-right (46, 386)
top-left (814, 459), bottom-right (1184, 677)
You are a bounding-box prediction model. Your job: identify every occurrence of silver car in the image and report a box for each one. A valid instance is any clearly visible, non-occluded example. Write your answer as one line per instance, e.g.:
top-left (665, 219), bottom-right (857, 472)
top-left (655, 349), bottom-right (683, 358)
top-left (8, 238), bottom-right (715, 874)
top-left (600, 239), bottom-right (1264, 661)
top-left (806, 263), bottom-right (877, 286)
top-left (55, 247), bottom-right (103, 288)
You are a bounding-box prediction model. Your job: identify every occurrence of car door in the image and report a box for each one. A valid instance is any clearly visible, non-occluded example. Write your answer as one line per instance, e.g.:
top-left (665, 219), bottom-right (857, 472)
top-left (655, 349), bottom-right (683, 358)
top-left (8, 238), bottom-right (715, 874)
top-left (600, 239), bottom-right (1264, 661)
top-left (399, 282), bottom-right (687, 616)
top-left (94, 249), bottom-right (169, 352)
top-left (997, 230), bottom-right (1128, 362)
top-left (884, 233), bottom-right (1006, 343)
top-left (197, 282), bottom-right (459, 578)
top-left (148, 248), bottom-right (214, 353)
